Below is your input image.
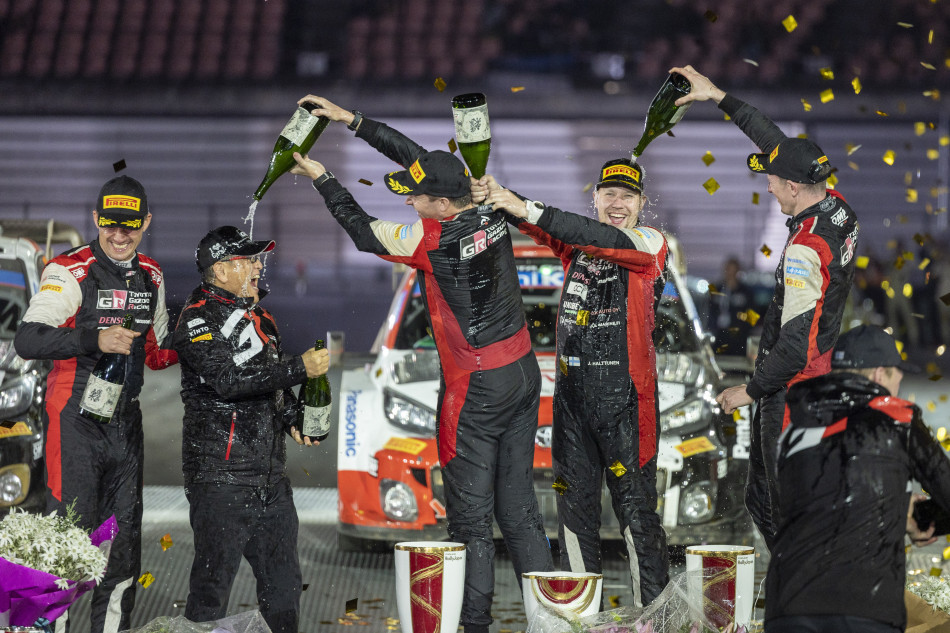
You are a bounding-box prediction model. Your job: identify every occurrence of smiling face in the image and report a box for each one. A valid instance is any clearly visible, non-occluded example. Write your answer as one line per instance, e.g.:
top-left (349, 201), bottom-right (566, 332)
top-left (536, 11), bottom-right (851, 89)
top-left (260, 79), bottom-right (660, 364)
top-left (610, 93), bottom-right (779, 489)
top-left (405, 194), bottom-right (454, 220)
top-left (593, 185), bottom-right (644, 229)
top-left (213, 255), bottom-right (264, 302)
top-left (94, 211), bottom-right (152, 261)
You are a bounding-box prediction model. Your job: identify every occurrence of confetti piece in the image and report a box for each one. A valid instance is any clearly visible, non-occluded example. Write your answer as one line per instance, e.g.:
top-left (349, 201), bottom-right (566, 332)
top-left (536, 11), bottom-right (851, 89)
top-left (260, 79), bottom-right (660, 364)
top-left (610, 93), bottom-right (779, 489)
top-left (357, 179), bottom-right (373, 187)
top-left (447, 138), bottom-right (458, 153)
top-left (852, 77), bottom-right (862, 94)
top-left (939, 427), bottom-right (947, 441)
top-left (934, 375), bottom-right (945, 382)
top-left (915, 122), bottom-right (927, 136)
top-left (510, 86), bottom-right (525, 92)
top-left (303, 584), bottom-right (310, 591)
top-left (139, 572), bottom-right (155, 588)
top-left (883, 150), bottom-right (896, 165)
top-left (856, 256), bottom-right (869, 269)
top-left (552, 476), bottom-right (568, 495)
top-left (920, 258), bottom-right (931, 270)
top-left (819, 67), bottom-right (834, 80)
top-left (921, 62), bottom-right (936, 71)
top-left (703, 9), bottom-right (718, 22)
top-left (113, 159), bottom-right (127, 173)
top-left (582, 182), bottom-right (593, 193)
top-left (609, 595), bottom-right (621, 608)
top-left (701, 151), bottom-right (715, 166)
top-left (716, 345), bottom-right (730, 353)
top-left (829, 173), bottom-right (839, 187)
top-left (733, 409), bottom-right (743, 422)
top-left (752, 192), bottom-right (760, 205)
top-left (820, 89), bottom-right (834, 104)
top-left (897, 21), bottom-right (914, 28)
top-left (609, 460), bottom-right (627, 477)
top-left (846, 143), bottom-right (862, 156)
top-left (928, 149), bottom-right (940, 160)
top-left (160, 534), bottom-right (173, 551)
top-left (743, 59), bottom-right (759, 67)
top-left (907, 189), bottom-right (919, 203)
top-left (801, 98), bottom-right (812, 112)
top-left (702, 178), bottom-right (720, 195)
top-left (928, 402), bottom-right (937, 412)
top-left (877, 110), bottom-right (889, 117)
top-left (782, 15), bottom-right (798, 32)
top-left (346, 598), bottom-right (358, 614)
top-left (708, 283), bottom-right (721, 295)
top-left (433, 77), bottom-right (446, 92)
top-left (941, 293), bottom-right (950, 306)
top-left (929, 29), bottom-right (934, 44)
top-left (760, 244), bottom-right (772, 258)
top-left (941, 136), bottom-right (950, 146)
top-left (302, 467), bottom-right (310, 477)
top-left (848, 161), bottom-right (859, 171)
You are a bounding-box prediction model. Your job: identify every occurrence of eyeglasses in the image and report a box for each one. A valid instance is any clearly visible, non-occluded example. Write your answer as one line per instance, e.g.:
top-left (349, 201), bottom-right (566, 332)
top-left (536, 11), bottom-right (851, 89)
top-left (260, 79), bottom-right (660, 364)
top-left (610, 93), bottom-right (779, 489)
top-left (225, 255), bottom-right (260, 264)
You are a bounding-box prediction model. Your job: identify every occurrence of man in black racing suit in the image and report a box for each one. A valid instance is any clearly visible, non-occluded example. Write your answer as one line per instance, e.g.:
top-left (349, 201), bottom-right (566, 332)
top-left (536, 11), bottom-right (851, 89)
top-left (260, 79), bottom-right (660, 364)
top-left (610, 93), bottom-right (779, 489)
top-left (289, 95), bottom-right (553, 633)
top-left (672, 65), bottom-right (859, 549)
top-left (14, 175), bottom-right (178, 633)
top-left (173, 226), bottom-right (329, 633)
top-left (475, 159), bottom-right (670, 607)
top-left (768, 325), bottom-right (950, 633)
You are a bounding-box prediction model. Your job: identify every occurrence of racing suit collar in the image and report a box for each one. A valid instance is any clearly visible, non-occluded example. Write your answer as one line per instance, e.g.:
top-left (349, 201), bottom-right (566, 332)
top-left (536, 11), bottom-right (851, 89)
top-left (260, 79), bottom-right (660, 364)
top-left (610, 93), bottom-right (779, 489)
top-left (786, 372), bottom-right (888, 428)
top-left (198, 281), bottom-right (268, 307)
top-left (784, 194), bottom-right (829, 228)
top-left (91, 238), bottom-right (139, 272)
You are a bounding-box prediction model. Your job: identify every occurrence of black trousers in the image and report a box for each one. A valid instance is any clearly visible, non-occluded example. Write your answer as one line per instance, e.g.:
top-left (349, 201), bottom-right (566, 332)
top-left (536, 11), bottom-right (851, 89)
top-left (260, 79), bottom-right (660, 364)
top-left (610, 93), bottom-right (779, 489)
top-left (47, 410), bottom-right (144, 633)
top-left (439, 352), bottom-right (554, 628)
top-left (184, 477), bottom-right (301, 633)
top-left (745, 389), bottom-right (786, 550)
top-left (766, 615), bottom-right (902, 633)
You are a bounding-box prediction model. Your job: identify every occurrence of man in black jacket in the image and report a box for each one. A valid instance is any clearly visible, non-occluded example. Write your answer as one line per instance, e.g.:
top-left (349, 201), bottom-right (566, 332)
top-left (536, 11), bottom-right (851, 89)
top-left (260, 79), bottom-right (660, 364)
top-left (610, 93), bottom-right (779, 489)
top-left (173, 226), bottom-right (329, 633)
top-left (768, 325), bottom-right (950, 633)
top-left (14, 175), bottom-right (177, 633)
top-left (671, 65), bottom-right (859, 549)
top-left (289, 96), bottom-right (553, 633)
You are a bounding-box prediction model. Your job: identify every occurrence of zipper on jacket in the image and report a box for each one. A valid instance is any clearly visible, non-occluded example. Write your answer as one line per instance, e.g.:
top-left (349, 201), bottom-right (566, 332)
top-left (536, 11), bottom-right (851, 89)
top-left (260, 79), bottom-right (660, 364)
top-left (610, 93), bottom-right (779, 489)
top-left (225, 411), bottom-right (236, 460)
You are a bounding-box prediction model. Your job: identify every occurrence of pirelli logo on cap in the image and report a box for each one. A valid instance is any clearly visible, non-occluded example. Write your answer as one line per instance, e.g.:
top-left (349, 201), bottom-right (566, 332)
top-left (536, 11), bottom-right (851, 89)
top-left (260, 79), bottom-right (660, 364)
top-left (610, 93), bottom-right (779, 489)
top-left (817, 155), bottom-right (829, 165)
top-left (102, 195), bottom-right (141, 212)
top-left (601, 164), bottom-right (640, 183)
top-left (409, 159), bottom-right (426, 184)
top-left (769, 146), bottom-right (780, 163)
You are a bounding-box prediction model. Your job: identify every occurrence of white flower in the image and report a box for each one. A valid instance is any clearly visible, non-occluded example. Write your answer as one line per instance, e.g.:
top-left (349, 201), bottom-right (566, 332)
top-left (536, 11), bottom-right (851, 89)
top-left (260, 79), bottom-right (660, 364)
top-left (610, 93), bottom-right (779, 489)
top-left (907, 576), bottom-right (950, 614)
top-left (0, 507), bottom-right (107, 583)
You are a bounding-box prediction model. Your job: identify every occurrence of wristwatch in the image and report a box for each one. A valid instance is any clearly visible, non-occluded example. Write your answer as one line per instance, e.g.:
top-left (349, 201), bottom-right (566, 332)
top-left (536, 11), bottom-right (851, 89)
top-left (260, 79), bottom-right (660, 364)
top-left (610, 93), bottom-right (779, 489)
top-left (525, 200), bottom-right (545, 223)
top-left (347, 110), bottom-right (364, 131)
top-left (313, 171), bottom-right (335, 188)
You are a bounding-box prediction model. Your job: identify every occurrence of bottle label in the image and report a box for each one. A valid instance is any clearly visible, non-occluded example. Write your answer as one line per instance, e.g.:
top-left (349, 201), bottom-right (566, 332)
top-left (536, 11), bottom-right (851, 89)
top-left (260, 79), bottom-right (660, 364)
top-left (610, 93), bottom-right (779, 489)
top-left (79, 374), bottom-right (123, 420)
top-left (302, 404), bottom-right (331, 437)
top-left (669, 102), bottom-right (692, 125)
top-left (280, 107), bottom-right (319, 146)
top-left (453, 104), bottom-right (491, 143)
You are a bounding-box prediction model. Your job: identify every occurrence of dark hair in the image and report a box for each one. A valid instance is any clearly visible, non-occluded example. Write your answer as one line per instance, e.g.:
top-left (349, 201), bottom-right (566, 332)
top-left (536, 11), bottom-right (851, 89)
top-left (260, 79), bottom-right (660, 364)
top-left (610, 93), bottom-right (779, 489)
top-left (202, 265), bottom-right (217, 284)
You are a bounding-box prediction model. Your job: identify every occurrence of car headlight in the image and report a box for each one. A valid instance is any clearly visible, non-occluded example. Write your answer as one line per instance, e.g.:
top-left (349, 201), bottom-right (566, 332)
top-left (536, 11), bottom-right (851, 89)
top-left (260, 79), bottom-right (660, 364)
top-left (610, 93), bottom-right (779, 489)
top-left (384, 390), bottom-right (437, 437)
top-left (0, 340), bottom-right (34, 374)
top-left (0, 373), bottom-right (38, 419)
top-left (380, 479), bottom-right (418, 521)
top-left (678, 480), bottom-right (716, 524)
top-left (660, 395), bottom-right (714, 434)
top-left (0, 464), bottom-right (30, 507)
top-left (656, 352), bottom-right (705, 386)
top-left (390, 352), bottom-right (441, 384)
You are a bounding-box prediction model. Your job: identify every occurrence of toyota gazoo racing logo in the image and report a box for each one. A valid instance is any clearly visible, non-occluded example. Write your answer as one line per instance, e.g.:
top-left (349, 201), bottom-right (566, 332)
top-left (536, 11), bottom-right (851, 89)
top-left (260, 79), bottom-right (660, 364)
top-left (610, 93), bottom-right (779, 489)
top-left (460, 220), bottom-right (507, 260)
top-left (97, 289), bottom-right (151, 310)
top-left (535, 425), bottom-right (553, 448)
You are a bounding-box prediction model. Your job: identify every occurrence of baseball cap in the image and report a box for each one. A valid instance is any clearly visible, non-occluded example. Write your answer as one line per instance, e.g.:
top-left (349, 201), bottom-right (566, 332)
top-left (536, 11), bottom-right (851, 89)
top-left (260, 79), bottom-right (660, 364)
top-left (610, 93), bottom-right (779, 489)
top-left (96, 175), bottom-right (150, 230)
top-left (747, 138), bottom-right (833, 184)
top-left (831, 325), bottom-right (921, 373)
top-left (595, 158), bottom-right (644, 193)
top-left (195, 225), bottom-right (275, 272)
top-left (384, 151), bottom-right (469, 198)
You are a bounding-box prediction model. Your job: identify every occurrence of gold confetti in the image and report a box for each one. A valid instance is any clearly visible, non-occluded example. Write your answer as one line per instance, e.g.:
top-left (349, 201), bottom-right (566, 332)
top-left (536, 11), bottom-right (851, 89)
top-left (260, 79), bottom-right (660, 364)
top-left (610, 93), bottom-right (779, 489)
top-left (801, 98), bottom-right (812, 112)
top-left (856, 256), bottom-right (869, 269)
top-left (782, 15), bottom-right (798, 32)
top-left (914, 233), bottom-right (926, 246)
top-left (160, 533), bottom-right (173, 551)
top-left (582, 182), bottom-right (593, 193)
top-left (928, 149), bottom-right (940, 160)
top-left (552, 476), bottom-right (568, 495)
top-left (302, 467), bottom-right (310, 477)
top-left (915, 122), bottom-right (927, 136)
top-left (907, 189), bottom-right (918, 203)
top-left (701, 151), bottom-right (715, 166)
top-left (510, 86), bottom-right (525, 92)
top-left (433, 77), bottom-right (446, 92)
top-left (922, 62), bottom-right (937, 71)
top-left (930, 29), bottom-right (934, 44)
top-left (358, 179), bottom-right (373, 186)
top-left (447, 138), bottom-right (458, 153)
top-left (820, 89), bottom-right (835, 103)
top-left (929, 402), bottom-right (937, 412)
top-left (933, 563), bottom-right (946, 573)
top-left (920, 258), bottom-right (931, 270)
top-left (139, 572), bottom-right (155, 588)
top-left (925, 90), bottom-right (942, 100)
top-left (877, 110), bottom-right (889, 117)
top-left (819, 67), bottom-right (834, 80)
top-left (883, 150), bottom-right (896, 165)
top-left (852, 77), bottom-right (862, 94)
top-left (846, 143), bottom-right (862, 156)
top-left (113, 159), bottom-right (127, 173)
top-left (941, 136), bottom-right (950, 146)
top-left (708, 283), bottom-right (721, 295)
top-left (752, 192), bottom-right (760, 205)
top-left (346, 598), bottom-right (358, 614)
top-left (733, 409), bottom-right (743, 422)
top-left (743, 309), bottom-right (760, 326)
top-left (703, 9), bottom-right (718, 22)
top-left (897, 21), bottom-right (914, 28)
top-left (609, 460), bottom-right (627, 477)
top-left (848, 161), bottom-right (859, 171)
top-left (609, 595), bottom-right (621, 608)
top-left (939, 427), bottom-right (947, 441)
top-left (703, 178), bottom-right (720, 195)
top-left (743, 59), bottom-right (759, 67)
top-left (760, 244), bottom-right (772, 258)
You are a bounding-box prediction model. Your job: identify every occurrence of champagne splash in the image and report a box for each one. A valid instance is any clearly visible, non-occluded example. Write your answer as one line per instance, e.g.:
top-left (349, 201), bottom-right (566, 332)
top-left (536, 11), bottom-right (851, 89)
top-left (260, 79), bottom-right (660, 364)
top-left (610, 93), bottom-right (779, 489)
top-left (244, 199), bottom-right (258, 239)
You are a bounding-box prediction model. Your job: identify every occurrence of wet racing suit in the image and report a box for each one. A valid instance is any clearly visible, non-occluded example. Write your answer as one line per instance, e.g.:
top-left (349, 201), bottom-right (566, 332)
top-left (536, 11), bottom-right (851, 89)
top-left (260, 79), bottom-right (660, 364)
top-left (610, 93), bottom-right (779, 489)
top-left (14, 239), bottom-right (177, 633)
top-left (768, 373), bottom-right (950, 632)
top-left (513, 201), bottom-right (670, 607)
top-left (719, 94), bottom-right (859, 548)
top-left (173, 283), bottom-right (308, 633)
top-left (311, 116), bottom-right (553, 630)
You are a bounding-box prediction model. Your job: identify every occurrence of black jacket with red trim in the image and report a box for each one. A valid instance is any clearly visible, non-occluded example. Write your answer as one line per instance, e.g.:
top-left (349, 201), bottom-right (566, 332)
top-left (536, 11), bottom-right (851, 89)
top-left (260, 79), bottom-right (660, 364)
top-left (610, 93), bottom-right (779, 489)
top-left (769, 372), bottom-right (950, 628)
top-left (173, 283), bottom-right (307, 487)
top-left (718, 94), bottom-right (858, 400)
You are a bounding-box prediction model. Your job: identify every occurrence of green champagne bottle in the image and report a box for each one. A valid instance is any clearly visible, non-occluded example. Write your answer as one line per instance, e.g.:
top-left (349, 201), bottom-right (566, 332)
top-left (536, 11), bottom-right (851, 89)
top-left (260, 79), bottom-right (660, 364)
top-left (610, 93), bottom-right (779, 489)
top-left (253, 101), bottom-right (330, 201)
top-left (451, 93), bottom-right (491, 179)
top-left (297, 339), bottom-right (332, 442)
top-left (78, 313), bottom-right (134, 424)
top-left (631, 72), bottom-right (693, 159)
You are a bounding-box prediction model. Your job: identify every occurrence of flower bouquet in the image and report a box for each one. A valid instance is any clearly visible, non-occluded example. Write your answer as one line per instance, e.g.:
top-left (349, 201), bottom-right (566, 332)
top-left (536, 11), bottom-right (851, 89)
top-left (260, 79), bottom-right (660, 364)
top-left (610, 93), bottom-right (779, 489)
top-left (123, 609), bottom-right (271, 633)
top-left (905, 576), bottom-right (950, 633)
top-left (0, 506), bottom-right (116, 627)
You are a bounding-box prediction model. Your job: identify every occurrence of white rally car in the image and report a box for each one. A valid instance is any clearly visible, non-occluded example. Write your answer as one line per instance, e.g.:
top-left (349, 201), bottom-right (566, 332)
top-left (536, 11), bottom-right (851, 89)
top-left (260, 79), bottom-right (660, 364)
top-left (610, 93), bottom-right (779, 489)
top-left (336, 235), bottom-right (752, 550)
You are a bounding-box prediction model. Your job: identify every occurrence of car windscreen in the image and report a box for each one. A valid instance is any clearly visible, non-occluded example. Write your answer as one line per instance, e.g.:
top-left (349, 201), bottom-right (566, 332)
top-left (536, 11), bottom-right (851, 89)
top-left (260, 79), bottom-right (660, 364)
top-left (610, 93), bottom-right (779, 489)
top-left (0, 259), bottom-right (29, 341)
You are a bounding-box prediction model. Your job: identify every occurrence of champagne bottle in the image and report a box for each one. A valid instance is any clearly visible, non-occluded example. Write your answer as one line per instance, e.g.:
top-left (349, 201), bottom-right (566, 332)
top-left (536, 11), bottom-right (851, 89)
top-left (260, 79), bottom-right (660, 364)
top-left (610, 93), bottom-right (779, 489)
top-left (78, 313), bottom-right (134, 423)
top-left (253, 101), bottom-right (330, 201)
top-left (451, 93), bottom-right (491, 179)
top-left (631, 72), bottom-right (693, 159)
top-left (297, 339), bottom-right (332, 442)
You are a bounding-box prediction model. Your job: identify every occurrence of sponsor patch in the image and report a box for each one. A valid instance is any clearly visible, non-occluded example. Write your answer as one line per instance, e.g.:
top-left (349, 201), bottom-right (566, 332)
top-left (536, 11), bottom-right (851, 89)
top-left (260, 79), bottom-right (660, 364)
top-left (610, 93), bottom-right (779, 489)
top-left (0, 422), bottom-right (32, 439)
top-left (96, 289), bottom-right (151, 310)
top-left (841, 225), bottom-right (858, 266)
top-left (785, 266), bottom-right (809, 277)
top-left (786, 257), bottom-right (806, 265)
top-left (601, 164), bottom-right (640, 183)
top-left (383, 437), bottom-right (428, 455)
top-left (748, 154), bottom-right (766, 172)
top-left (565, 280), bottom-right (589, 301)
top-left (102, 195), bottom-right (141, 212)
top-left (40, 284), bottom-right (62, 293)
top-left (674, 436), bottom-right (717, 457)
top-left (397, 224), bottom-right (412, 240)
top-left (830, 207), bottom-right (848, 227)
top-left (409, 159), bottom-right (426, 183)
top-left (785, 277), bottom-right (806, 288)
top-left (187, 318), bottom-right (206, 328)
top-left (460, 230), bottom-right (487, 259)
top-left (769, 146), bottom-right (780, 162)
top-left (576, 310), bottom-right (589, 325)
top-left (191, 333), bottom-right (213, 342)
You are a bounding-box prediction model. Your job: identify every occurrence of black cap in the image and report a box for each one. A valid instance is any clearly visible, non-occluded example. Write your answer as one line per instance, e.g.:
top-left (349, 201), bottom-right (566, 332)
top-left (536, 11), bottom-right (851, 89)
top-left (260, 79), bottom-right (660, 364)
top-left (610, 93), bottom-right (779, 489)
top-left (96, 175), bottom-right (149, 230)
top-left (747, 138), bottom-right (833, 184)
top-left (595, 158), bottom-right (644, 193)
top-left (195, 226), bottom-right (275, 272)
top-left (384, 151), bottom-right (469, 198)
top-left (831, 325), bottom-right (921, 373)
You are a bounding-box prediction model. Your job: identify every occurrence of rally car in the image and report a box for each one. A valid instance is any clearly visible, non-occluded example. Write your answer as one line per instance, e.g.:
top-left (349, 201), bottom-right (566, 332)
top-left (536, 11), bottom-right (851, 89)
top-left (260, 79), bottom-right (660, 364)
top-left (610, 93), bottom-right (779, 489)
top-left (336, 233), bottom-right (753, 551)
top-left (0, 220), bottom-right (84, 511)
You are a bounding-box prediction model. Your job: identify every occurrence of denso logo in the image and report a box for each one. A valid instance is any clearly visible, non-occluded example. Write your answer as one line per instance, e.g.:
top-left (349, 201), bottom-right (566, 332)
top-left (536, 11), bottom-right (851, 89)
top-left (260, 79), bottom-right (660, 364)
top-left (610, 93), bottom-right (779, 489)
top-left (460, 230), bottom-right (488, 259)
top-left (344, 390), bottom-right (362, 457)
top-left (98, 316), bottom-right (126, 325)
